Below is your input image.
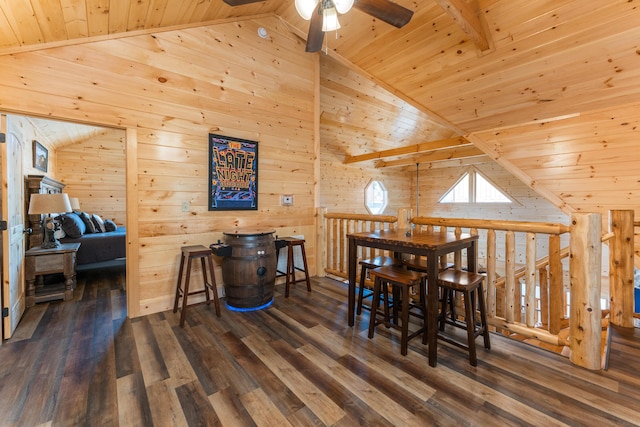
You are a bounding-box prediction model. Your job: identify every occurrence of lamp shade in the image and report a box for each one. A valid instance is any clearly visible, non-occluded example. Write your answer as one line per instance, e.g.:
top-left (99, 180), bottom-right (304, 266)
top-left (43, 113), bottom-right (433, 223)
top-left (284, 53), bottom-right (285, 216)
top-left (322, 6), bottom-right (341, 32)
top-left (28, 193), bottom-right (72, 215)
top-left (69, 197), bottom-right (81, 211)
top-left (295, 0), bottom-right (319, 20)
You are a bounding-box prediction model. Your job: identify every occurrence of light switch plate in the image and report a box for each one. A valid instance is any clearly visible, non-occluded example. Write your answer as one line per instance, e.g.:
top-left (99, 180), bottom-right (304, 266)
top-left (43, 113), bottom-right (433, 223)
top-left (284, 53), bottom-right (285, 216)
top-left (282, 195), bottom-right (293, 206)
top-left (181, 201), bottom-right (190, 212)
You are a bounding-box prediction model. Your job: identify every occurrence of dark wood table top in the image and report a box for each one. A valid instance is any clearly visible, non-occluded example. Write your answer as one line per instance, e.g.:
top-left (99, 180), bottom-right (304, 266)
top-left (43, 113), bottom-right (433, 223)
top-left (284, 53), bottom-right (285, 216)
top-left (347, 229), bottom-right (478, 250)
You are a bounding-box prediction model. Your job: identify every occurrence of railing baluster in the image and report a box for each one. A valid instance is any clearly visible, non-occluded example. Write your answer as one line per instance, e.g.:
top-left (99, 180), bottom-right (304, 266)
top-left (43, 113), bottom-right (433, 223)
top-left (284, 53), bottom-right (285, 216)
top-left (539, 265), bottom-right (549, 328)
top-left (525, 232), bottom-right (536, 327)
top-left (548, 234), bottom-right (563, 334)
top-left (487, 229), bottom-right (497, 318)
top-left (505, 230), bottom-right (516, 323)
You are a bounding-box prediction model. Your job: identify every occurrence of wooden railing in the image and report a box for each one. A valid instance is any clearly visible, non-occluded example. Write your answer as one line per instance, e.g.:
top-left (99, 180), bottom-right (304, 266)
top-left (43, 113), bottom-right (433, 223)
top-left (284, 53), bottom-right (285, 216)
top-left (318, 208), bottom-right (636, 371)
top-left (411, 217), bottom-right (571, 347)
top-left (321, 212), bottom-right (398, 279)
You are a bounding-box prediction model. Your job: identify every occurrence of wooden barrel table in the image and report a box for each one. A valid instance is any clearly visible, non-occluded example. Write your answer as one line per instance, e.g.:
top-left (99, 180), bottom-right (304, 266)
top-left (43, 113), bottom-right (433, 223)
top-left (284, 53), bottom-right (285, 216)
top-left (221, 228), bottom-right (277, 309)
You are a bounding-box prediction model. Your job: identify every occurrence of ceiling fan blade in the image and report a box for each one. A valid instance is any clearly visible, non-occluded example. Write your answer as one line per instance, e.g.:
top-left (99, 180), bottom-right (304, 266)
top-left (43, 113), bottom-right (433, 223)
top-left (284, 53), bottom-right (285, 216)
top-left (354, 0), bottom-right (414, 28)
top-left (305, 4), bottom-right (324, 52)
top-left (223, 0), bottom-right (265, 5)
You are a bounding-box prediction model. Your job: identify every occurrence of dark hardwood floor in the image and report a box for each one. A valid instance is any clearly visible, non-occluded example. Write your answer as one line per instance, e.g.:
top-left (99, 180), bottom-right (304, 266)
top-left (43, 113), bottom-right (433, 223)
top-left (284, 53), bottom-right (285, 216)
top-left (1, 268), bottom-right (639, 426)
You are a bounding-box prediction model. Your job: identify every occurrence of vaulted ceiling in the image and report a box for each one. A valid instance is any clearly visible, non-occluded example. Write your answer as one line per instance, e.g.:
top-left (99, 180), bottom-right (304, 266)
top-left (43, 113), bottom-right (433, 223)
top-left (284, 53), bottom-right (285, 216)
top-left (1, 1), bottom-right (638, 223)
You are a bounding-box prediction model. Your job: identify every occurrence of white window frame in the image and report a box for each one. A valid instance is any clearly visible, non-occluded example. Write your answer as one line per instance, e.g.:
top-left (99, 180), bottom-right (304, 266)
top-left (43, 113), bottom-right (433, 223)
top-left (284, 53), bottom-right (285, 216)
top-left (364, 179), bottom-right (388, 214)
top-left (439, 167), bottom-right (517, 204)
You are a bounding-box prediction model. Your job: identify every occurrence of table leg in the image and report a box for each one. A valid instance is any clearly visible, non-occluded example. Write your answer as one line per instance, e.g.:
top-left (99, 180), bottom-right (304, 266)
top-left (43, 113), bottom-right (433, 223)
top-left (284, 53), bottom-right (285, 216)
top-left (26, 279), bottom-right (36, 308)
top-left (468, 241), bottom-right (477, 273)
top-left (427, 253), bottom-right (439, 367)
top-left (348, 237), bottom-right (357, 326)
top-left (63, 273), bottom-right (75, 301)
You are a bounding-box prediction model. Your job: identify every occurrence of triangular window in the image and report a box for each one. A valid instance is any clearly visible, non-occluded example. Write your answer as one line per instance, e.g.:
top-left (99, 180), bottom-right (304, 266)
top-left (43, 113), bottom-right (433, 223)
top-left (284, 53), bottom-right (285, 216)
top-left (439, 168), bottom-right (514, 204)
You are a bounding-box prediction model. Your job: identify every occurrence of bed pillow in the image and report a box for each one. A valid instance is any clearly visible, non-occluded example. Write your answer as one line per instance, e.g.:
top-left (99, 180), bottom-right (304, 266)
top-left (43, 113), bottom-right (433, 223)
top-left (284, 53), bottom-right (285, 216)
top-left (60, 213), bottom-right (86, 238)
top-left (104, 219), bottom-right (117, 232)
top-left (79, 212), bottom-right (96, 233)
top-left (91, 214), bottom-right (106, 233)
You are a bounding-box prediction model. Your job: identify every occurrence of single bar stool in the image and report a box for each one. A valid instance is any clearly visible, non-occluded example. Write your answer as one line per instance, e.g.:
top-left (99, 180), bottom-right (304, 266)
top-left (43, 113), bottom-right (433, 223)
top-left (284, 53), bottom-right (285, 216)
top-left (357, 256), bottom-right (401, 315)
top-left (173, 245), bottom-right (221, 327)
top-left (276, 237), bottom-right (311, 297)
top-left (437, 269), bottom-right (490, 366)
top-left (368, 265), bottom-right (428, 356)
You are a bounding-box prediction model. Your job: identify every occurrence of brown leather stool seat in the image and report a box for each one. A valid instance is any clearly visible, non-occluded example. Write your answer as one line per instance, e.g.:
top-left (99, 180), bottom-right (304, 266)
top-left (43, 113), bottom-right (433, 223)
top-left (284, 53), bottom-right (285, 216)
top-left (275, 237), bottom-right (311, 297)
top-left (173, 245), bottom-right (221, 327)
top-left (437, 269), bottom-right (490, 366)
top-left (368, 265), bottom-right (428, 356)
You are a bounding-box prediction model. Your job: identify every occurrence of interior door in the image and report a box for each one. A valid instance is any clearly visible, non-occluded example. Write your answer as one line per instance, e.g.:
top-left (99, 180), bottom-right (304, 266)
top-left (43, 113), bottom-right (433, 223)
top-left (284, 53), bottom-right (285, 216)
top-left (1, 115), bottom-right (25, 339)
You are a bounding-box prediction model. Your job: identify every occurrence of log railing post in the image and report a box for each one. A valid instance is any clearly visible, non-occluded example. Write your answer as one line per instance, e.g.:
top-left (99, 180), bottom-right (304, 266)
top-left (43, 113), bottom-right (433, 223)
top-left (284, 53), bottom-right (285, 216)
top-left (569, 213), bottom-right (602, 370)
top-left (609, 209), bottom-right (635, 328)
top-left (548, 234), bottom-right (563, 334)
top-left (505, 230), bottom-right (516, 323)
top-left (317, 207), bottom-right (327, 277)
top-left (525, 232), bottom-right (536, 327)
top-left (486, 229), bottom-right (497, 318)
top-left (397, 208), bottom-right (412, 231)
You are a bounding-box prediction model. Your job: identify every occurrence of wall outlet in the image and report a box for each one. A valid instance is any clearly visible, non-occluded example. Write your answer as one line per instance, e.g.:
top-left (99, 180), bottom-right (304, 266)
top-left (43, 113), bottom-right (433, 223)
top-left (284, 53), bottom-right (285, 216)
top-left (282, 195), bottom-right (294, 206)
top-left (181, 201), bottom-right (190, 212)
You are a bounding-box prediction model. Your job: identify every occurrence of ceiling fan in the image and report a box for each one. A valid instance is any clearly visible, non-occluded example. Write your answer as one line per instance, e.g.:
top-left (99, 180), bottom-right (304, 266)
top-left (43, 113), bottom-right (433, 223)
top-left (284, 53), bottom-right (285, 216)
top-left (223, 0), bottom-right (414, 53)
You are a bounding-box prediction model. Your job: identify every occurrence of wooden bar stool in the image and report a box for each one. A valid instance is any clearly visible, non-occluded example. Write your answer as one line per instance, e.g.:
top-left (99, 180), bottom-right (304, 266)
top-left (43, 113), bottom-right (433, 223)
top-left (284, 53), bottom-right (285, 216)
top-left (437, 269), bottom-right (490, 366)
top-left (368, 265), bottom-right (427, 356)
top-left (403, 256), bottom-right (455, 318)
top-left (276, 237), bottom-right (311, 297)
top-left (173, 245), bottom-right (221, 327)
top-left (357, 256), bottom-right (401, 315)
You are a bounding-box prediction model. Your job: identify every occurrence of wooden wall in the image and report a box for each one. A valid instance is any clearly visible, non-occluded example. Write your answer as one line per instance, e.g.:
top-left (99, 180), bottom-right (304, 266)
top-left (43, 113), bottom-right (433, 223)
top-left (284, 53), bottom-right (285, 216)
top-left (415, 160), bottom-right (571, 268)
top-left (319, 56), bottom-right (455, 214)
top-left (9, 116), bottom-right (59, 180)
top-left (470, 106), bottom-right (640, 263)
top-left (416, 161), bottom-right (569, 224)
top-left (0, 17), bottom-right (316, 317)
top-left (56, 128), bottom-right (126, 224)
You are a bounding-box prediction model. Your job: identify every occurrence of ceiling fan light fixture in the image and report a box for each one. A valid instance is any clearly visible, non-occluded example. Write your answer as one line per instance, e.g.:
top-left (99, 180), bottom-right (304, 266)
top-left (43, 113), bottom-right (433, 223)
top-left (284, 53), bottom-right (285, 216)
top-left (332, 0), bottom-right (353, 14)
top-left (295, 0), bottom-right (319, 20)
top-left (321, 7), bottom-right (341, 32)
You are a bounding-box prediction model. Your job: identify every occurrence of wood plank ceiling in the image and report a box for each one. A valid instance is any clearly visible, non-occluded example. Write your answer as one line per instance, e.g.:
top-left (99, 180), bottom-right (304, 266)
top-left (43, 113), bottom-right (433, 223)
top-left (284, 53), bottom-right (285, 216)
top-left (1, 0), bottom-right (638, 223)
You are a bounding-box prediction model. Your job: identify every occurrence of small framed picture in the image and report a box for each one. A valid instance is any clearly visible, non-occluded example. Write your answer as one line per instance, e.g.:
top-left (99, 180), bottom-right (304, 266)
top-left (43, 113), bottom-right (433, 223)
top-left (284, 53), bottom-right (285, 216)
top-left (33, 140), bottom-right (48, 172)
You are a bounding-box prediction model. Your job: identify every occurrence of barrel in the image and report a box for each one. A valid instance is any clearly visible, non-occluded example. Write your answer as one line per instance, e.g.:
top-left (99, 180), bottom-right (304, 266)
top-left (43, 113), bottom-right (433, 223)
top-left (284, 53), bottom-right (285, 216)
top-left (221, 229), bottom-right (277, 309)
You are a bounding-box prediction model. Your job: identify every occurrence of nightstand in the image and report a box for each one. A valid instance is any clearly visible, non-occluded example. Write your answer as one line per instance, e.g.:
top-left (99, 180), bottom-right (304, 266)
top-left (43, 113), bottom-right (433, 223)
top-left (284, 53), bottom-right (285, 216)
top-left (25, 242), bottom-right (81, 307)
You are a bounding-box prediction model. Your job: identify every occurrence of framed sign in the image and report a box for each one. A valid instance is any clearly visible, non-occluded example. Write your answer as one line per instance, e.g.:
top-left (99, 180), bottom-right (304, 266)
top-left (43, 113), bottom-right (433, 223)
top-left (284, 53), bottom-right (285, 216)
top-left (208, 134), bottom-right (258, 211)
top-left (33, 140), bottom-right (48, 172)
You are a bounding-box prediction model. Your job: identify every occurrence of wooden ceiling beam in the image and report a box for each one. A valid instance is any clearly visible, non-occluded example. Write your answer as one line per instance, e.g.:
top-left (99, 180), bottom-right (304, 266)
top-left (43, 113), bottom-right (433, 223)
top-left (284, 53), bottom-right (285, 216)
top-left (375, 146), bottom-right (485, 168)
top-left (344, 136), bottom-right (470, 164)
top-left (434, 0), bottom-right (491, 52)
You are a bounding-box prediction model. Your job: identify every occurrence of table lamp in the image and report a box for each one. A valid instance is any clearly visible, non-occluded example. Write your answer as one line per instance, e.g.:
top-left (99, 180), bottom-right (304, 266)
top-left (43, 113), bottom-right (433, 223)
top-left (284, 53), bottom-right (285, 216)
top-left (28, 193), bottom-right (73, 248)
top-left (69, 197), bottom-right (80, 211)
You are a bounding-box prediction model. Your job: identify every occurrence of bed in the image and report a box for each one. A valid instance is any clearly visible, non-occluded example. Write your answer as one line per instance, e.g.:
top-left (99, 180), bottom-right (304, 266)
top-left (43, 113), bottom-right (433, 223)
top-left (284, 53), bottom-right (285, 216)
top-left (57, 211), bottom-right (126, 271)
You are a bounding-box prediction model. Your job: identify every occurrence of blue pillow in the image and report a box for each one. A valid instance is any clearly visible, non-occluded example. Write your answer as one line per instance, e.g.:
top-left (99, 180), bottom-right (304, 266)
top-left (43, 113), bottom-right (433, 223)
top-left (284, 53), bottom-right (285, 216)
top-left (60, 213), bottom-right (86, 238)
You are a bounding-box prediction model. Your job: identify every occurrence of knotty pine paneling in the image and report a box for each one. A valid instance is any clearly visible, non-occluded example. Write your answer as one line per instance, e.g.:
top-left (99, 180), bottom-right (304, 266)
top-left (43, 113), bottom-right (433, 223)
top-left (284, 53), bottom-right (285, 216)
top-left (471, 104), bottom-right (640, 265)
top-left (415, 161), bottom-right (570, 268)
top-left (319, 55), bottom-right (455, 215)
top-left (8, 115), bottom-right (59, 179)
top-left (56, 128), bottom-right (126, 224)
top-left (0, 16), bottom-right (316, 317)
